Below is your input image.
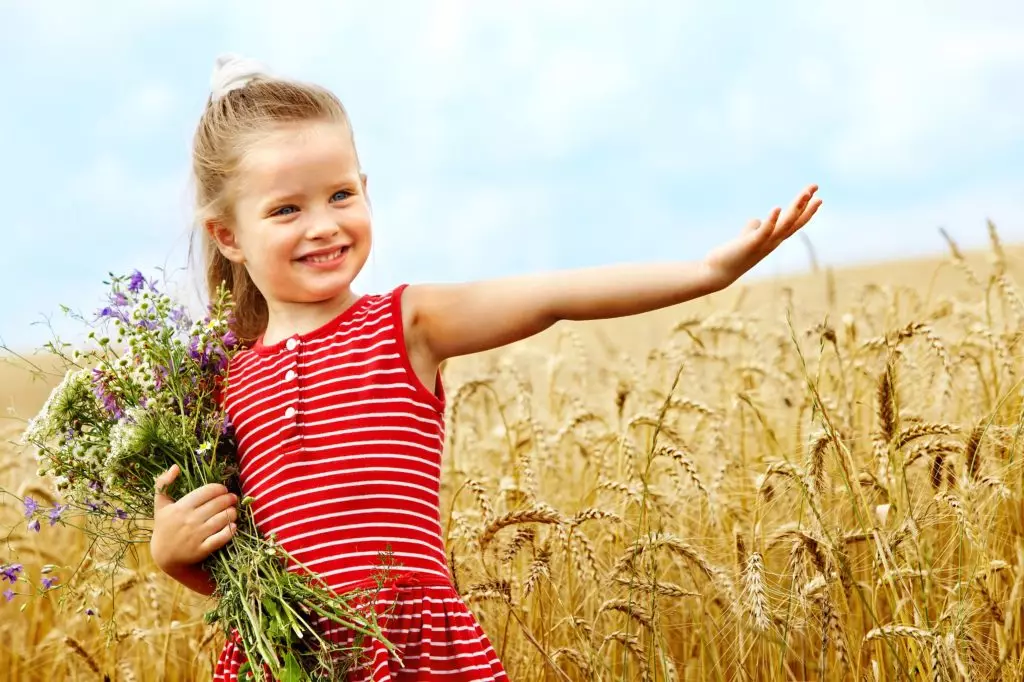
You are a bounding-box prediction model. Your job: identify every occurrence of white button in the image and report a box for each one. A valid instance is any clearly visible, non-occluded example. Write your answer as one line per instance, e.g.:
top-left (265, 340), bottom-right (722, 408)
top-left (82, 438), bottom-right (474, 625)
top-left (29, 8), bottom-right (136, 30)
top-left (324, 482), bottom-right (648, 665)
top-left (285, 406), bottom-right (296, 418)
top-left (286, 338), bottom-right (299, 351)
top-left (285, 370), bottom-right (297, 381)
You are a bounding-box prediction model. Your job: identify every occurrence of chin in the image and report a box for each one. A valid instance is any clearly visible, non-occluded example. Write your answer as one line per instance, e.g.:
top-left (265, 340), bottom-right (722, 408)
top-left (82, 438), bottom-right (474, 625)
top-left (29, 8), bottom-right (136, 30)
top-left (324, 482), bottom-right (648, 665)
top-left (300, 282), bottom-right (353, 302)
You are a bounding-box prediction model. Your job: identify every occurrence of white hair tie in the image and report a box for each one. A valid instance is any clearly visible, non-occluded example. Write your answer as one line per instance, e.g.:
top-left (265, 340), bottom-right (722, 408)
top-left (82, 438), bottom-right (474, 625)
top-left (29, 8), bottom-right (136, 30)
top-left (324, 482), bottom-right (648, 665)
top-left (210, 53), bottom-right (272, 101)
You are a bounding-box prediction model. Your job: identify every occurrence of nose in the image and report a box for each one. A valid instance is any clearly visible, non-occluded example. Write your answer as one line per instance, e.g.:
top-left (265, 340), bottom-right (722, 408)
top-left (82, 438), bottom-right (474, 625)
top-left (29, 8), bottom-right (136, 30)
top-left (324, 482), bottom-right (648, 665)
top-left (304, 208), bottom-right (340, 240)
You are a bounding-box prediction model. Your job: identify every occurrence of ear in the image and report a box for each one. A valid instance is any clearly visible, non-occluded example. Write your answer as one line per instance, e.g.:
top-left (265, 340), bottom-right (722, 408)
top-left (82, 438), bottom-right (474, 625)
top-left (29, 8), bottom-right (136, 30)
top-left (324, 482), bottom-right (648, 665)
top-left (205, 219), bottom-right (246, 264)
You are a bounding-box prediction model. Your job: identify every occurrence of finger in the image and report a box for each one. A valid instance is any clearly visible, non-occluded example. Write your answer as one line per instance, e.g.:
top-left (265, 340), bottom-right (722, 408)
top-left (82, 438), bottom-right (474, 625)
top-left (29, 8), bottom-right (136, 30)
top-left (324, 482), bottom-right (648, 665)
top-left (199, 522), bottom-right (238, 555)
top-left (201, 506), bottom-right (238, 535)
top-left (742, 218), bottom-right (761, 234)
top-left (781, 197), bottom-right (823, 241)
top-left (797, 197), bottom-right (823, 228)
top-left (195, 492), bottom-right (238, 523)
top-left (760, 207), bottom-right (781, 236)
top-left (178, 482), bottom-right (231, 510)
top-left (795, 185), bottom-right (819, 216)
top-left (154, 464), bottom-right (181, 512)
top-left (778, 190), bottom-right (813, 230)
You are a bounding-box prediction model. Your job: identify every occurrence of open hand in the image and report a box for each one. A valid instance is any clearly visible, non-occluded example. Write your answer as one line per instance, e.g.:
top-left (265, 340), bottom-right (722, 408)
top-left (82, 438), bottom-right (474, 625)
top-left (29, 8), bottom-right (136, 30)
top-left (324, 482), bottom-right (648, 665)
top-left (703, 184), bottom-right (821, 288)
top-left (149, 464), bottom-right (239, 572)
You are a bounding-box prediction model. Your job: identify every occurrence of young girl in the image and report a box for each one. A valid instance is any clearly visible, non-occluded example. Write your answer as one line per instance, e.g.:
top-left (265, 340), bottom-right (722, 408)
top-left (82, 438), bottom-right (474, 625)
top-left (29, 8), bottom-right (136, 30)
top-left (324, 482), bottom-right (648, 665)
top-left (148, 54), bottom-right (821, 681)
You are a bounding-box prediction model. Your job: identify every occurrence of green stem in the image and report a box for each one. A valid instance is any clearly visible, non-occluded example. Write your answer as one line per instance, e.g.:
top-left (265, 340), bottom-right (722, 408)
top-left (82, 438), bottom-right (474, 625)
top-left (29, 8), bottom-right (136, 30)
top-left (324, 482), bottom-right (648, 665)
top-left (215, 550), bottom-right (282, 672)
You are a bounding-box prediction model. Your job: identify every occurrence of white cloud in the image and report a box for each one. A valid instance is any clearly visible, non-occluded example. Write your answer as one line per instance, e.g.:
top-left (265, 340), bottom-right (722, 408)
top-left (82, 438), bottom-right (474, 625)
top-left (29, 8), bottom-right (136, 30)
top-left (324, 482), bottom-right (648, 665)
top-left (2, 0), bottom-right (1023, 352)
top-left (626, 1), bottom-right (1024, 180)
top-left (811, 1), bottom-right (1024, 177)
top-left (217, 1), bottom-right (704, 164)
top-left (362, 182), bottom-right (558, 291)
top-left (5, 1), bottom-right (208, 57)
top-left (9, 0), bottom-right (1022, 182)
top-left (98, 83), bottom-right (177, 138)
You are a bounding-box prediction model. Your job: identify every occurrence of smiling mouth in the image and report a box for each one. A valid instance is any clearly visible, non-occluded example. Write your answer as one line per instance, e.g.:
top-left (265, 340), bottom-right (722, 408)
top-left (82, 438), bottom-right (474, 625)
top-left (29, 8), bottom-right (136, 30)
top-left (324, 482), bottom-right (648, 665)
top-left (299, 246), bottom-right (349, 264)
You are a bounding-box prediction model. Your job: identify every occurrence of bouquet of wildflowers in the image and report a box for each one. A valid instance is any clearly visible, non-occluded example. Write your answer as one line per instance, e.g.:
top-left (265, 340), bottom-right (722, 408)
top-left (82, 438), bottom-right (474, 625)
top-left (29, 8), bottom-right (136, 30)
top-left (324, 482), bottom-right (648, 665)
top-left (5, 270), bottom-right (393, 681)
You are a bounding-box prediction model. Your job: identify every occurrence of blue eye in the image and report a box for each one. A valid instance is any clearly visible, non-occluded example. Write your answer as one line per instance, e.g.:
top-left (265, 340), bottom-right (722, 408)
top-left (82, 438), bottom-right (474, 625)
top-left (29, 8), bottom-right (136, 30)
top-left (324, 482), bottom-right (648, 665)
top-left (331, 190), bottom-right (352, 203)
top-left (272, 205), bottom-right (298, 217)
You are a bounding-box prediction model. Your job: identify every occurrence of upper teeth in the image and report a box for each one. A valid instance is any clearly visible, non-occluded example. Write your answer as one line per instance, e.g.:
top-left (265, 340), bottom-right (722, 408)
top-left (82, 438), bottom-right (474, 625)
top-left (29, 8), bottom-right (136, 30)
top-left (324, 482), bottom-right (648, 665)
top-left (307, 248), bottom-right (343, 263)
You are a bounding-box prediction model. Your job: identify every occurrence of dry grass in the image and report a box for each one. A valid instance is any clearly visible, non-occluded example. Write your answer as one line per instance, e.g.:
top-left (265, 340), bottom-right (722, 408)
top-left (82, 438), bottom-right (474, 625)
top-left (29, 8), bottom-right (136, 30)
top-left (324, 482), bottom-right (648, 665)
top-left (4, 234), bottom-right (1024, 680)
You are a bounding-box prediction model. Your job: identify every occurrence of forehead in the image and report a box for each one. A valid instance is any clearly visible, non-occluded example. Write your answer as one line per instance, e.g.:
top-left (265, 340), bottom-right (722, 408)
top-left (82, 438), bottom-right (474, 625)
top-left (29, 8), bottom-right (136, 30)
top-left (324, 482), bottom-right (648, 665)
top-left (238, 120), bottom-right (359, 190)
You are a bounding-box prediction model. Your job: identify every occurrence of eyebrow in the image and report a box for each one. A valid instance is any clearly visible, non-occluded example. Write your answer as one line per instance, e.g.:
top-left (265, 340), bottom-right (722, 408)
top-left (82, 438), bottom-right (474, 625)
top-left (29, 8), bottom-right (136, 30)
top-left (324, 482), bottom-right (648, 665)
top-left (260, 192), bottom-right (306, 208)
top-left (256, 178), bottom-right (361, 210)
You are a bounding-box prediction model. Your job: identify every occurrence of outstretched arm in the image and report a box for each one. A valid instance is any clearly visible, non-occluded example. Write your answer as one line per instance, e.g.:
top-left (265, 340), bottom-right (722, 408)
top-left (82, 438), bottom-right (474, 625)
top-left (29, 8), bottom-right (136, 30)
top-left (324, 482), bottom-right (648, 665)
top-left (404, 185), bottom-right (821, 365)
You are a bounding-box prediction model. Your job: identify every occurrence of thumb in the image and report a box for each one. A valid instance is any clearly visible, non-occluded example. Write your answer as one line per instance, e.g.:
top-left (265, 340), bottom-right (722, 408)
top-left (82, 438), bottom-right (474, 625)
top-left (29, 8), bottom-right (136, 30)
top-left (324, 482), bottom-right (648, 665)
top-left (154, 464), bottom-right (181, 512)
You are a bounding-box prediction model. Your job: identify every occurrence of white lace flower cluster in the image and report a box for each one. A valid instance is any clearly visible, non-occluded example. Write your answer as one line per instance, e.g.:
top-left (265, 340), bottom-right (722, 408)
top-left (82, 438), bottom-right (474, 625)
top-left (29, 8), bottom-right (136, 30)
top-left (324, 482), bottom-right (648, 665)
top-left (20, 271), bottom-right (239, 517)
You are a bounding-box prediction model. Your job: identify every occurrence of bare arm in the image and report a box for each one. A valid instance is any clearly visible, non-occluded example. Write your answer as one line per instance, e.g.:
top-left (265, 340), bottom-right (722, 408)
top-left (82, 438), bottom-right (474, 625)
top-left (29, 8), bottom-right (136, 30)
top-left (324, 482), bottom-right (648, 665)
top-left (162, 561), bottom-right (217, 597)
top-left (406, 185), bottom-right (821, 364)
top-left (405, 260), bottom-right (719, 358)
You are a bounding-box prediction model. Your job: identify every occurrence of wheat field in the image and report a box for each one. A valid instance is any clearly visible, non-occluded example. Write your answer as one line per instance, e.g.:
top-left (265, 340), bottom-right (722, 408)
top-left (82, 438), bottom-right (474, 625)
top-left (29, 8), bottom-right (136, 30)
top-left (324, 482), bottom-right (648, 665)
top-left (3, 228), bottom-right (1024, 681)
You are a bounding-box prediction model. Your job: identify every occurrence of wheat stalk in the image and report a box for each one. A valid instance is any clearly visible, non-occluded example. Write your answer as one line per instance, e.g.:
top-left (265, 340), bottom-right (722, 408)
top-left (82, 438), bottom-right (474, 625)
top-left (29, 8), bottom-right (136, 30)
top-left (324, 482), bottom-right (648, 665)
top-left (741, 552), bottom-right (770, 633)
top-left (478, 505), bottom-right (563, 548)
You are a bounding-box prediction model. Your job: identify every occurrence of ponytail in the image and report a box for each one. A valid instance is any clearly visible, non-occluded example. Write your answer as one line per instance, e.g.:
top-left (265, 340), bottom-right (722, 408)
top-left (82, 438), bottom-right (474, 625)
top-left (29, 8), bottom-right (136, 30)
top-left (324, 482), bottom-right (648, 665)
top-left (203, 236), bottom-right (268, 345)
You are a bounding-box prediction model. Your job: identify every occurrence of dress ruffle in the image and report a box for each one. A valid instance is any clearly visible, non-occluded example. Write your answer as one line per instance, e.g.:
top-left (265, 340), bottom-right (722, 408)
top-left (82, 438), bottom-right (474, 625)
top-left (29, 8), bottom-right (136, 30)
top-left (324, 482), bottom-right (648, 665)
top-left (212, 583), bottom-right (507, 681)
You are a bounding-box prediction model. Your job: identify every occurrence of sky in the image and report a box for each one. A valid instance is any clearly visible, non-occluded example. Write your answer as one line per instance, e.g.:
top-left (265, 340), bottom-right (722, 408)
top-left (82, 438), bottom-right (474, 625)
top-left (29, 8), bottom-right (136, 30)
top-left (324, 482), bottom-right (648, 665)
top-left (1, 1), bottom-right (1022, 349)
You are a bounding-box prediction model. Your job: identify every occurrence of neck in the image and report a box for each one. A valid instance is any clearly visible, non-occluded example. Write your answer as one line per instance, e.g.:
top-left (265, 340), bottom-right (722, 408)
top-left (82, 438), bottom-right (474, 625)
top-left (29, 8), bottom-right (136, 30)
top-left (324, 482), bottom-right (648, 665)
top-left (261, 290), bottom-right (360, 345)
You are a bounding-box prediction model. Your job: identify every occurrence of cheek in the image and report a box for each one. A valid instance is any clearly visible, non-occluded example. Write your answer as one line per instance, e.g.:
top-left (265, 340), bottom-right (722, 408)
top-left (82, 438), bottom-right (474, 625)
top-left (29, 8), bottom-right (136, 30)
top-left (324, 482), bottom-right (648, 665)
top-left (242, 233), bottom-right (294, 278)
top-left (352, 206), bottom-right (373, 242)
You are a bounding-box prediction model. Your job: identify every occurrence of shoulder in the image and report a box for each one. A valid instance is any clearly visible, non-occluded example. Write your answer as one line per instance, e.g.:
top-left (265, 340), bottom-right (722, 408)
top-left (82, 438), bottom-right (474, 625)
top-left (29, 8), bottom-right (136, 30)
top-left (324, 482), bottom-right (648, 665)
top-left (387, 283), bottom-right (447, 380)
top-left (391, 283), bottom-right (430, 352)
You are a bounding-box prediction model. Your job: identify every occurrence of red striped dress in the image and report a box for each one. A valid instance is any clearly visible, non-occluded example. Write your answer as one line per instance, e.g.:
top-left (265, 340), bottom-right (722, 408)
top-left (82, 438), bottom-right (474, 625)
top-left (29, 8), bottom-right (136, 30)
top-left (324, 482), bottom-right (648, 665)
top-left (212, 284), bottom-right (507, 681)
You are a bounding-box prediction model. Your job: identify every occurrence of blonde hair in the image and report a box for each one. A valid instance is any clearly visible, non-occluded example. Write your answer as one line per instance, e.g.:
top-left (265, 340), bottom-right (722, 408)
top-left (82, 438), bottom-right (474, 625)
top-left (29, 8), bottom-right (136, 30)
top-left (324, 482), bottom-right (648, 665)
top-left (190, 73), bottom-right (354, 344)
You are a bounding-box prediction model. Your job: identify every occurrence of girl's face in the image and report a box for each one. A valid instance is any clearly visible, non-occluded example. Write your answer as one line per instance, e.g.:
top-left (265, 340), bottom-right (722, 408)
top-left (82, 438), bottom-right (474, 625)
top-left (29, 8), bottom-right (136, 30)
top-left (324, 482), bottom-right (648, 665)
top-left (210, 120), bottom-right (372, 311)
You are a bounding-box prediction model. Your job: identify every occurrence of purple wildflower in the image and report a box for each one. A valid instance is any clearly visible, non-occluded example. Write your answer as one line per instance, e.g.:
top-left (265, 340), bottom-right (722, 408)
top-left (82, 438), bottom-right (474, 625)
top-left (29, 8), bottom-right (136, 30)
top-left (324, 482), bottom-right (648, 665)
top-left (170, 306), bottom-right (192, 329)
top-left (97, 307), bottom-right (129, 324)
top-left (23, 496), bottom-right (39, 518)
top-left (188, 335), bottom-right (204, 362)
top-left (85, 607), bottom-right (96, 616)
top-left (152, 365), bottom-right (169, 391)
top-left (222, 330), bottom-right (238, 348)
top-left (128, 270), bottom-right (146, 293)
top-left (86, 500), bottom-right (101, 512)
top-left (115, 508), bottom-right (129, 521)
top-left (48, 504), bottom-right (68, 526)
top-left (1, 564), bottom-right (23, 583)
top-left (3, 589), bottom-right (14, 603)
top-left (41, 576), bottom-right (58, 590)
top-left (96, 290), bottom-right (132, 323)
top-left (134, 317), bottom-right (159, 332)
top-left (27, 519), bottom-right (41, 533)
top-left (211, 347), bottom-right (229, 374)
top-left (188, 334), bottom-right (231, 374)
top-left (91, 369), bottom-right (123, 418)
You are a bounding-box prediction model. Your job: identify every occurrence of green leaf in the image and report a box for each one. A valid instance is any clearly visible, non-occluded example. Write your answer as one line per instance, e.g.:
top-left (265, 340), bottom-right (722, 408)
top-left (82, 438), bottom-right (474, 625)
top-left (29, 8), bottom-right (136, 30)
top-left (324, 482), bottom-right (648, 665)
top-left (279, 652), bottom-right (305, 682)
top-left (262, 596), bottom-right (292, 641)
